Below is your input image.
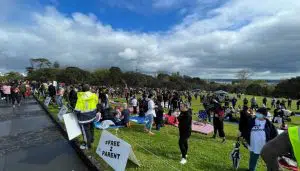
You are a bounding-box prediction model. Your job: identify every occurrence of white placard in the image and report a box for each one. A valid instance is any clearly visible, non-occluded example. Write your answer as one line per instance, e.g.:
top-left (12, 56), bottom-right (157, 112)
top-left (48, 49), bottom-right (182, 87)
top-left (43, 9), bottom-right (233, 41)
top-left (96, 130), bottom-right (140, 171)
top-left (58, 105), bottom-right (68, 121)
top-left (44, 97), bottom-right (51, 107)
top-left (63, 113), bottom-right (82, 140)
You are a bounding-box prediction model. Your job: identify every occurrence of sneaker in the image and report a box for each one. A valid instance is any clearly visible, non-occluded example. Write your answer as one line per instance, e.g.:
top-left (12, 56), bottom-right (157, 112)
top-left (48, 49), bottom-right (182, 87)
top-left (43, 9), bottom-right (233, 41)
top-left (13, 105), bottom-right (15, 108)
top-left (221, 138), bottom-right (226, 143)
top-left (180, 158), bottom-right (187, 165)
top-left (148, 132), bottom-right (155, 135)
top-left (80, 145), bottom-right (89, 150)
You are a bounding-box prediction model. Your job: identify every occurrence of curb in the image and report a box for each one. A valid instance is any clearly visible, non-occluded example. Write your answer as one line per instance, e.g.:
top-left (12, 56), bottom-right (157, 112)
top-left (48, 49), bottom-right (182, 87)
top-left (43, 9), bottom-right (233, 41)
top-left (34, 95), bottom-right (101, 171)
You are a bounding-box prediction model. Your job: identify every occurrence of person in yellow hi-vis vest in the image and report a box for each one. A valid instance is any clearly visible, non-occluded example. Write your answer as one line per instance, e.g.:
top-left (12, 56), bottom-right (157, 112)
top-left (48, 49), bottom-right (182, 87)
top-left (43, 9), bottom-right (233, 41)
top-left (261, 126), bottom-right (299, 171)
top-left (75, 84), bottom-right (98, 150)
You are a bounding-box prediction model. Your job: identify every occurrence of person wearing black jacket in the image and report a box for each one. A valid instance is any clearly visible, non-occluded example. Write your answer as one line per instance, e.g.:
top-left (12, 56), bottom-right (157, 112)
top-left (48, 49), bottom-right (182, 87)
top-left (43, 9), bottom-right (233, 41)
top-left (48, 83), bottom-right (56, 103)
top-left (177, 103), bottom-right (192, 165)
top-left (241, 107), bottom-right (278, 171)
top-left (68, 86), bottom-right (77, 109)
top-left (155, 102), bottom-right (164, 131)
top-left (238, 106), bottom-right (251, 139)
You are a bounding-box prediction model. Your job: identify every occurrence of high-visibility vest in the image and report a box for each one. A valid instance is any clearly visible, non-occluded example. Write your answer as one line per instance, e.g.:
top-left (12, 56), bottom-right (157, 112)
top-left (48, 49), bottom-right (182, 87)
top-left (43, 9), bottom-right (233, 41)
top-left (74, 91), bottom-right (98, 113)
top-left (288, 126), bottom-right (300, 168)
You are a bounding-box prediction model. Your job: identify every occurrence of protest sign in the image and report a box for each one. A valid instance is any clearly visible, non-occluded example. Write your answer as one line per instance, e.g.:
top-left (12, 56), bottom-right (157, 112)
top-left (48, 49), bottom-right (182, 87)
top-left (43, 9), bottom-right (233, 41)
top-left (63, 113), bottom-right (82, 140)
top-left (58, 105), bottom-right (68, 121)
top-left (44, 97), bottom-right (51, 107)
top-left (96, 130), bottom-right (140, 171)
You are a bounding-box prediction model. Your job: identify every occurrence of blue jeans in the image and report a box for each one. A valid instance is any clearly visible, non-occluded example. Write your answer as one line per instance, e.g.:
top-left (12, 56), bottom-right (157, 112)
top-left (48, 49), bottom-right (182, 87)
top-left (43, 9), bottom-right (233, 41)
top-left (249, 151), bottom-right (260, 171)
top-left (56, 96), bottom-right (63, 108)
top-left (145, 114), bottom-right (153, 131)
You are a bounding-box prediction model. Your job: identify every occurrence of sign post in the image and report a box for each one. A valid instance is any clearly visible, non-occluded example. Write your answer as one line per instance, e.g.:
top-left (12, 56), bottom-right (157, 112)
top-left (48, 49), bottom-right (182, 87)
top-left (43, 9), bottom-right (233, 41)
top-left (44, 97), bottom-right (51, 107)
top-left (96, 130), bottom-right (140, 171)
top-left (63, 113), bottom-right (82, 140)
top-left (58, 105), bottom-right (68, 121)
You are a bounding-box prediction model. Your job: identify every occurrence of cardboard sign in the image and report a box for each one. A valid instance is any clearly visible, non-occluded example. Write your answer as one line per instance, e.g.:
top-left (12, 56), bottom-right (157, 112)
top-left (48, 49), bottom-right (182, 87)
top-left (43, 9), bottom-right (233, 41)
top-left (58, 105), bottom-right (68, 121)
top-left (44, 97), bottom-right (51, 107)
top-left (96, 130), bottom-right (140, 171)
top-left (63, 113), bottom-right (82, 140)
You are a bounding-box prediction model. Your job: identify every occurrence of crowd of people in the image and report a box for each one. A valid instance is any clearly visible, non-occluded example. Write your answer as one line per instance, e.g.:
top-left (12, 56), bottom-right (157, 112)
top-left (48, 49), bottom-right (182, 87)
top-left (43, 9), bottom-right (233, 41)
top-left (1, 80), bottom-right (299, 170)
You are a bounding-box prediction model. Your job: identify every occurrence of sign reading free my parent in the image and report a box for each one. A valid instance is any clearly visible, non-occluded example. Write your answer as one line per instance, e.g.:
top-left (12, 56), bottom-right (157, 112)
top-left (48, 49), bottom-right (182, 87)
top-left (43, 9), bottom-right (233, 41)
top-left (96, 130), bottom-right (140, 171)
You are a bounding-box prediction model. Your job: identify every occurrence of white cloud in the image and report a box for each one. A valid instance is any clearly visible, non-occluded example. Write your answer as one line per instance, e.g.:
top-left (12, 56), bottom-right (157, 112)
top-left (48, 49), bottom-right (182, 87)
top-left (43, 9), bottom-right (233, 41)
top-left (118, 48), bottom-right (138, 60)
top-left (0, 0), bottom-right (300, 79)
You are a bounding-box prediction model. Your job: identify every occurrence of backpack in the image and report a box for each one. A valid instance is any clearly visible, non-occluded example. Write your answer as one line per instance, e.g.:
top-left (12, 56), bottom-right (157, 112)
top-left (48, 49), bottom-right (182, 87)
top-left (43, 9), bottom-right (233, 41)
top-left (143, 99), bottom-right (149, 112)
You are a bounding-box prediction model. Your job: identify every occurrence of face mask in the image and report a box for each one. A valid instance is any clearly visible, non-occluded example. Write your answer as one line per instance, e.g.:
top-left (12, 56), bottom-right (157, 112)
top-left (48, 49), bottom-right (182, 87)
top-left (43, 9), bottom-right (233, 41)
top-left (255, 113), bottom-right (264, 119)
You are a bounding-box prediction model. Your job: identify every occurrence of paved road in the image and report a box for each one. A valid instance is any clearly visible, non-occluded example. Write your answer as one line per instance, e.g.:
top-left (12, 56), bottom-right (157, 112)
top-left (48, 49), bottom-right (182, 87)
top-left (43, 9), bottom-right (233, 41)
top-left (0, 97), bottom-right (89, 171)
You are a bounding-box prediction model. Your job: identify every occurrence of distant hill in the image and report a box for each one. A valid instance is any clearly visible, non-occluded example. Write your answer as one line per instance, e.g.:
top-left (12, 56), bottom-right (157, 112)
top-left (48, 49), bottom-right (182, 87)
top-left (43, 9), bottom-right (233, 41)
top-left (208, 79), bottom-right (280, 85)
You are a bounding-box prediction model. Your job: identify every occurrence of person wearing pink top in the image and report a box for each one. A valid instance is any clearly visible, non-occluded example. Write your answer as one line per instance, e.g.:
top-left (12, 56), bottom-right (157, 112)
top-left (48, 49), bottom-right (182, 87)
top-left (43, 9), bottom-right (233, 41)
top-left (56, 87), bottom-right (65, 108)
top-left (2, 84), bottom-right (11, 103)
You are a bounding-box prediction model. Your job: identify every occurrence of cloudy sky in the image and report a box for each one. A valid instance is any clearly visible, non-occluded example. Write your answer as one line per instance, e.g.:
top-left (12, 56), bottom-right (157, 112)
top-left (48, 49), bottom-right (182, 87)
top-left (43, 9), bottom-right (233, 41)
top-left (0, 0), bottom-right (300, 79)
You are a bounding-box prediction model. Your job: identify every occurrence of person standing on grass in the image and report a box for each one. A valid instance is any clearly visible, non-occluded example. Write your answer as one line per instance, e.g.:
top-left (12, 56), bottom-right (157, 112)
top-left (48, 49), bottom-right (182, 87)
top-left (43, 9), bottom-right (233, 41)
top-left (68, 86), bottom-right (78, 109)
top-left (75, 84), bottom-right (98, 150)
top-left (56, 86), bottom-right (64, 109)
top-left (241, 107), bottom-right (278, 171)
top-left (243, 97), bottom-right (249, 107)
top-left (263, 97), bottom-right (267, 107)
top-left (212, 99), bottom-right (226, 143)
top-left (271, 97), bottom-right (276, 108)
top-left (144, 94), bottom-right (156, 135)
top-left (287, 98), bottom-right (292, 109)
top-left (155, 102), bottom-right (164, 131)
top-left (178, 102), bottom-right (192, 165)
top-left (297, 99), bottom-right (300, 110)
top-left (11, 83), bottom-right (22, 108)
top-left (232, 96), bottom-right (237, 109)
top-left (131, 95), bottom-right (138, 114)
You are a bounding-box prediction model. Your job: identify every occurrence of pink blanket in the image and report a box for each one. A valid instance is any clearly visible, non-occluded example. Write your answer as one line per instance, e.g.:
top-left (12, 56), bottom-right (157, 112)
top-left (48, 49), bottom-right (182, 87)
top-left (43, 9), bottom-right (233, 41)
top-left (164, 114), bottom-right (214, 135)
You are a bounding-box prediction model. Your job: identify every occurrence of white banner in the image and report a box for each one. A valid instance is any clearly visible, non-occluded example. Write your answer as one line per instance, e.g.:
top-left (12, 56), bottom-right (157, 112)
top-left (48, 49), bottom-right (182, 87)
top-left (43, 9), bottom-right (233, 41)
top-left (96, 130), bottom-right (140, 171)
top-left (58, 105), bottom-right (68, 121)
top-left (63, 113), bottom-right (82, 140)
top-left (44, 97), bottom-right (51, 107)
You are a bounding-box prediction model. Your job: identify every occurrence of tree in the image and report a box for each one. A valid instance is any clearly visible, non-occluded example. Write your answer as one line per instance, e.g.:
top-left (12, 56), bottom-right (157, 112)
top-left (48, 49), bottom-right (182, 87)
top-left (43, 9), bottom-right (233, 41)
top-left (30, 58), bottom-right (52, 69)
top-left (4, 72), bottom-right (23, 82)
top-left (53, 61), bottom-right (60, 68)
top-left (236, 69), bottom-right (252, 82)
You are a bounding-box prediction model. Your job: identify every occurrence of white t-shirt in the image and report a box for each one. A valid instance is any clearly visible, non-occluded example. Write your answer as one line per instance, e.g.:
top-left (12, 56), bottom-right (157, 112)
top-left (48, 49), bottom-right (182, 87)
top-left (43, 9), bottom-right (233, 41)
top-left (250, 119), bottom-right (266, 154)
top-left (131, 98), bottom-right (138, 107)
top-left (145, 99), bottom-right (156, 117)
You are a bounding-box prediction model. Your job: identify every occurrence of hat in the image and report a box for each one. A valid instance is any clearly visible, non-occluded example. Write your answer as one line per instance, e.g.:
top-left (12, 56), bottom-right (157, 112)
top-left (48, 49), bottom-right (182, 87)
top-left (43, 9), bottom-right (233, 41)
top-left (256, 107), bottom-right (268, 116)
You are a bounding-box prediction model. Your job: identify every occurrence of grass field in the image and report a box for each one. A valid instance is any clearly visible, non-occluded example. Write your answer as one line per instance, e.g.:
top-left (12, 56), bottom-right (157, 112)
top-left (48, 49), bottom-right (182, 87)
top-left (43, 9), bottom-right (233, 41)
top-left (41, 94), bottom-right (300, 171)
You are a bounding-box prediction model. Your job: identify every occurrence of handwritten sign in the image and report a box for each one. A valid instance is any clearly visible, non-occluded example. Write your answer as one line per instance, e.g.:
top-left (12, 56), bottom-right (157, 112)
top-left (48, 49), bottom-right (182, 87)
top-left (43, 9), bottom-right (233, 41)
top-left (63, 113), bottom-right (82, 140)
top-left (96, 130), bottom-right (140, 171)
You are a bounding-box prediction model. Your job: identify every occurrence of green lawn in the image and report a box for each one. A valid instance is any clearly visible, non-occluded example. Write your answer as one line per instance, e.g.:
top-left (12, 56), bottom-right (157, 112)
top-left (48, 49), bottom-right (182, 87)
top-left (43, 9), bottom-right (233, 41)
top-left (39, 95), bottom-right (300, 171)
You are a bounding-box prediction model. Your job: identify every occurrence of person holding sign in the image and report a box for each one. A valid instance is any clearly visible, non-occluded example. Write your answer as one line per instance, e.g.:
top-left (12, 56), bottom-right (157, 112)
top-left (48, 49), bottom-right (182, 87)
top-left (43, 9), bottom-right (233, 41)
top-left (75, 84), bottom-right (99, 150)
top-left (177, 102), bottom-right (192, 165)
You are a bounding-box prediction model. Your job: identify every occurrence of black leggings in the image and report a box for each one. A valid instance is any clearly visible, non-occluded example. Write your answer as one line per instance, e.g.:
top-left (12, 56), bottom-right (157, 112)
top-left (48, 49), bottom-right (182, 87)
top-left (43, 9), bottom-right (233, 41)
top-left (11, 94), bottom-right (21, 105)
top-left (179, 137), bottom-right (189, 159)
top-left (213, 118), bottom-right (225, 138)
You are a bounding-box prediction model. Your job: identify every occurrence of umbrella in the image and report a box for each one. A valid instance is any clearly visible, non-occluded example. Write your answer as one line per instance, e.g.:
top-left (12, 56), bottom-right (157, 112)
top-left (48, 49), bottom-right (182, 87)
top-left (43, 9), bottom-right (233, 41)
top-left (214, 90), bottom-right (228, 94)
top-left (230, 138), bottom-right (241, 170)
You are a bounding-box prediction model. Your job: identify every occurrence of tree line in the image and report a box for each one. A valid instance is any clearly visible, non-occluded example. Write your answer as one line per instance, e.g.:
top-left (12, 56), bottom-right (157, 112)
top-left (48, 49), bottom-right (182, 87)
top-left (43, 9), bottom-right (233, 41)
top-left (0, 58), bottom-right (299, 99)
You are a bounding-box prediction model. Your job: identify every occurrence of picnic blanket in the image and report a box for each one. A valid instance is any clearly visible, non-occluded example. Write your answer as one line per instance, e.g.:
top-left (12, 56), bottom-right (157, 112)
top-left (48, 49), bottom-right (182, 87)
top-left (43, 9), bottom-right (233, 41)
top-left (94, 120), bottom-right (124, 129)
top-left (129, 116), bottom-right (147, 124)
top-left (164, 114), bottom-right (214, 134)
